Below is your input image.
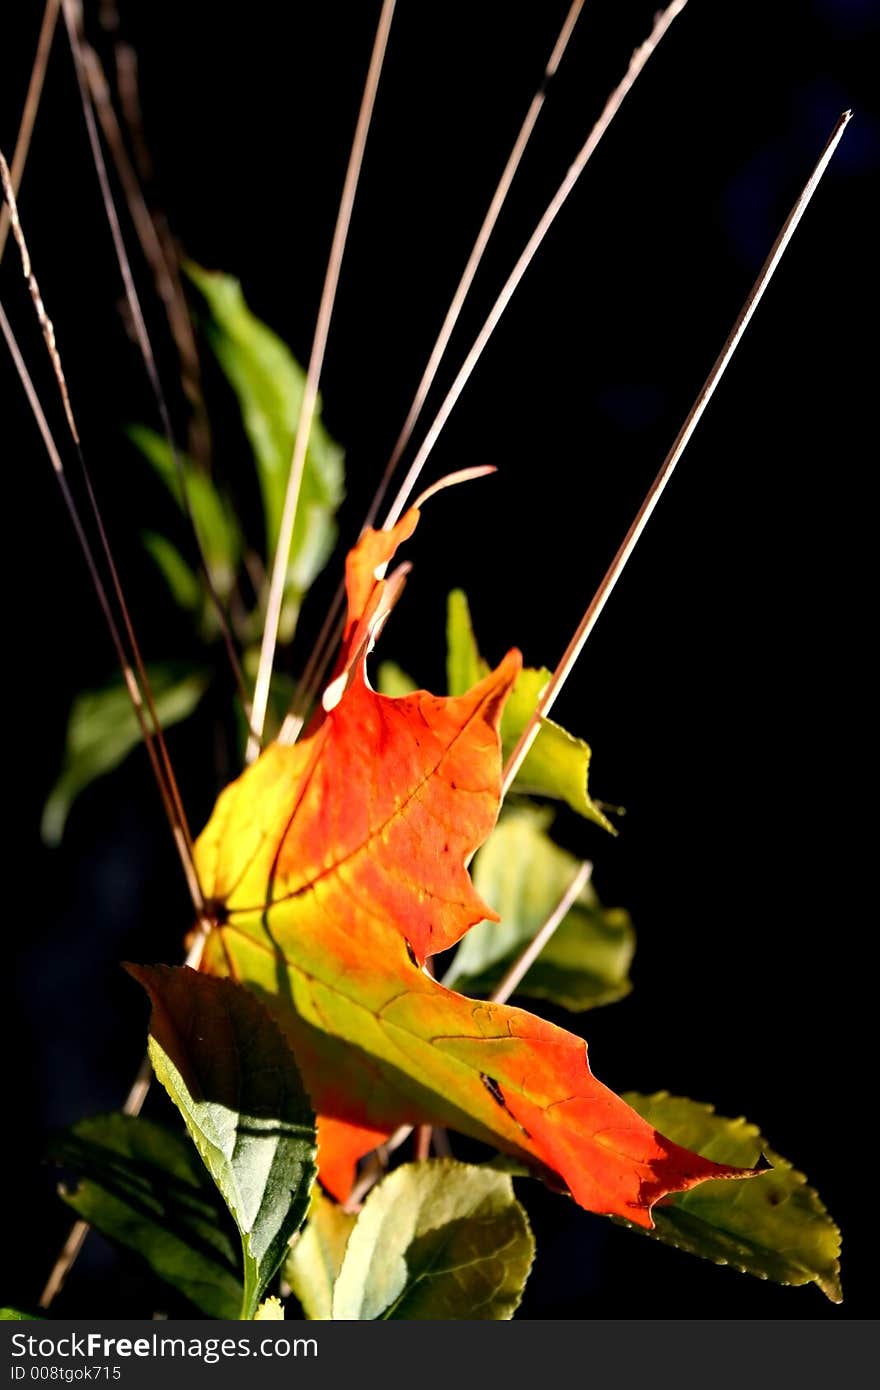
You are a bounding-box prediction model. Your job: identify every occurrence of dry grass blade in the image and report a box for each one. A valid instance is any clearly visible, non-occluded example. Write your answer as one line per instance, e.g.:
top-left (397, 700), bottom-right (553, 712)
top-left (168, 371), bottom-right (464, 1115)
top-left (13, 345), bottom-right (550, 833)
top-left (0, 143), bottom-right (203, 900)
top-left (490, 861), bottom-right (593, 1006)
top-left (0, 0), bottom-right (60, 263)
top-left (502, 109), bottom-right (854, 795)
top-left (247, 0), bottom-right (397, 763)
top-left (287, 1), bottom-right (690, 742)
top-left (0, 294), bottom-right (202, 913)
top-left (383, 0), bottom-right (690, 531)
top-left (363, 0), bottom-right (587, 531)
top-left (61, 0), bottom-right (250, 714)
top-left (279, 0), bottom-right (591, 737)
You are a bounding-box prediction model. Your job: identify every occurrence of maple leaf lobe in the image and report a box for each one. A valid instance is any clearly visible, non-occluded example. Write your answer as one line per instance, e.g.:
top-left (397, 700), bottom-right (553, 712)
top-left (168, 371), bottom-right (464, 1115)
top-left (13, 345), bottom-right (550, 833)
top-left (193, 513), bottom-right (763, 1225)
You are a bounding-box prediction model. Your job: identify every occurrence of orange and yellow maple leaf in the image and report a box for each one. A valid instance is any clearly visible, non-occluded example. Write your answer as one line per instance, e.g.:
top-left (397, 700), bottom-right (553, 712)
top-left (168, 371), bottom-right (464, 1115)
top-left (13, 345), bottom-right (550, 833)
top-left (192, 513), bottom-right (762, 1224)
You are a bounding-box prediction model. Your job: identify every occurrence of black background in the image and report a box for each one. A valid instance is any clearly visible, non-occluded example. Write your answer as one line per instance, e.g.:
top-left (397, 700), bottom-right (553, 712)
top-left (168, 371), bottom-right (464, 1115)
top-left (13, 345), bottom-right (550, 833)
top-left (1, 0), bottom-right (877, 1319)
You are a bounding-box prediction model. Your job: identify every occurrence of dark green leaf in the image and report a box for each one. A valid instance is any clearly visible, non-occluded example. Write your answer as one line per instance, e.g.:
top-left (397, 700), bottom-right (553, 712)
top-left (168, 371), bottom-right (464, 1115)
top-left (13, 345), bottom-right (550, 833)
top-left (41, 664), bottom-right (209, 846)
top-left (186, 266), bottom-right (344, 638)
top-left (128, 424), bottom-right (241, 596)
top-left (446, 590), bottom-right (612, 830)
top-left (447, 807), bottom-right (634, 1010)
top-left (621, 1092), bottom-right (842, 1302)
top-left (284, 1191), bottom-right (356, 1320)
top-left (142, 533), bottom-right (202, 613)
top-left (332, 1160), bottom-right (534, 1320)
top-left (128, 965), bottom-right (318, 1319)
top-left (49, 1114), bottom-right (241, 1318)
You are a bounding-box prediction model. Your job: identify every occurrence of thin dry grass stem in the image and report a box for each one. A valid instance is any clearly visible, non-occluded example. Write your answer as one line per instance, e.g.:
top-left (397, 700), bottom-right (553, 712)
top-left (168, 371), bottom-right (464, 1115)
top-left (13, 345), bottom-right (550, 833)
top-left (0, 152), bottom-right (77, 438)
top-left (62, 1), bottom-right (250, 716)
top-left (383, 0), bottom-right (690, 533)
top-left (38, 1223), bottom-right (88, 1309)
top-left (490, 861), bottom-right (592, 1005)
top-left (96, 4), bottom-right (211, 464)
top-left (410, 465), bottom-right (497, 512)
top-left (0, 297), bottom-right (203, 915)
top-left (363, 0), bottom-right (587, 533)
top-left (81, 44), bottom-right (211, 466)
top-left (288, 1), bottom-right (688, 738)
top-left (502, 109), bottom-right (854, 795)
top-left (247, 0), bottom-right (397, 764)
top-left (0, 144), bottom-right (203, 901)
top-left (0, 0), bottom-right (60, 264)
top-left (414, 1126), bottom-right (432, 1162)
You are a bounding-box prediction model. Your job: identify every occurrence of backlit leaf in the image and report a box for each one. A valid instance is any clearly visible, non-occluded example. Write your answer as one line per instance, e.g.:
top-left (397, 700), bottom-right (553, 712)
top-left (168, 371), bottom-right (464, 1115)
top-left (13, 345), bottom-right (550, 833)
top-left (41, 664), bottom-right (209, 846)
top-left (621, 1093), bottom-right (842, 1302)
top-left (194, 512), bottom-right (762, 1227)
top-left (127, 965), bottom-right (317, 1319)
top-left (447, 805), bottom-right (634, 1010)
top-left (376, 661), bottom-right (418, 698)
top-left (284, 1191), bottom-right (356, 1320)
top-left (331, 1160), bottom-right (535, 1320)
top-left (446, 590), bottom-right (612, 831)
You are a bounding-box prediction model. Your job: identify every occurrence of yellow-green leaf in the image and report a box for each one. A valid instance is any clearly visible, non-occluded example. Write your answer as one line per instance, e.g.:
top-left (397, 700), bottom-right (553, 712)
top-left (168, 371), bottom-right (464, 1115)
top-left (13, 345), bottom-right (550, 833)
top-left (446, 590), bottom-right (612, 831)
top-left (621, 1093), bottom-right (842, 1302)
top-left (331, 1161), bottom-right (535, 1320)
top-left (447, 806), bottom-right (634, 1010)
top-left (285, 1191), bottom-right (356, 1320)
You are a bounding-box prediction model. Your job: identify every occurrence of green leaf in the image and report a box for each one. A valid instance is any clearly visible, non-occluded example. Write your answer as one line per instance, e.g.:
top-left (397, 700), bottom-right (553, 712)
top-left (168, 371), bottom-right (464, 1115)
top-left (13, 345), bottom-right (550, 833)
top-left (49, 1114), bottom-right (242, 1318)
top-left (502, 669), bottom-right (613, 831)
top-left (142, 533), bottom-right (202, 613)
top-left (620, 1092), bottom-right (842, 1302)
top-left (331, 1160), bottom-right (535, 1320)
top-left (186, 266), bottom-right (344, 637)
top-left (446, 591), bottom-right (612, 831)
top-left (128, 424), bottom-right (241, 596)
top-left (446, 589), bottom-right (484, 698)
top-left (127, 965), bottom-right (318, 1320)
top-left (376, 661), bottom-right (418, 698)
top-left (1, 1309), bottom-right (42, 1319)
top-left (41, 664), bottom-right (209, 846)
top-left (447, 806), bottom-right (634, 1011)
top-left (285, 1191), bottom-right (356, 1320)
